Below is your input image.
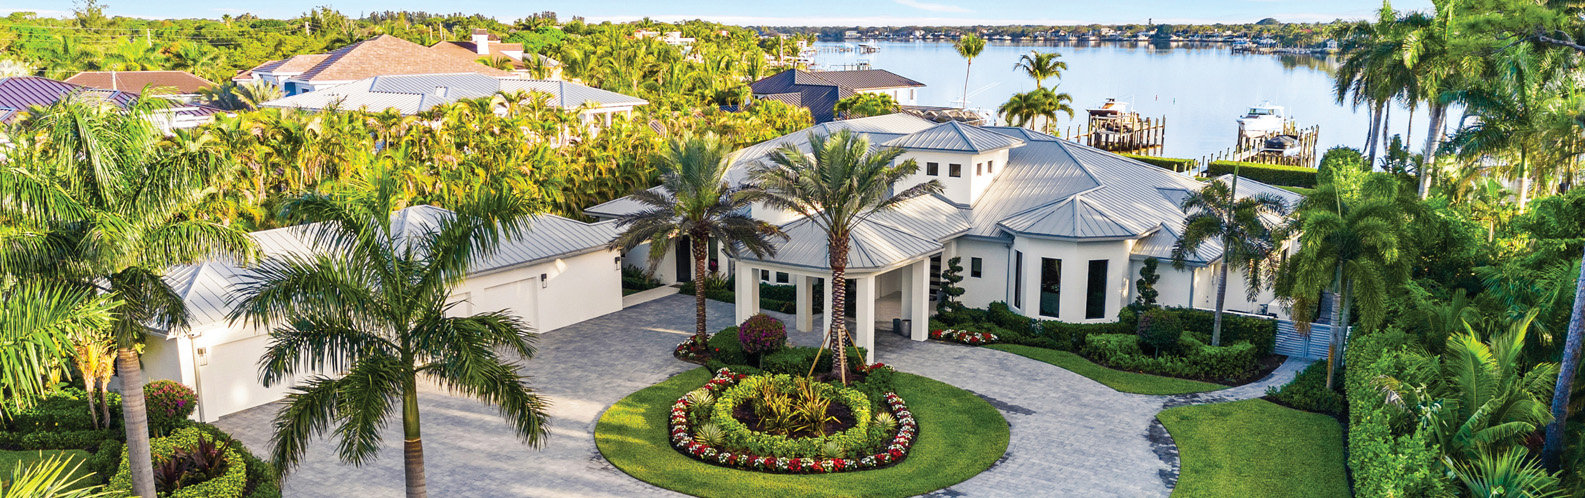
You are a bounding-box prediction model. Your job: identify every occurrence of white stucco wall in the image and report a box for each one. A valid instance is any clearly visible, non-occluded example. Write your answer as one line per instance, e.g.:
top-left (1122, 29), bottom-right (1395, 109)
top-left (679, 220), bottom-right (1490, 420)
top-left (1007, 236), bottom-right (1132, 323)
top-left (953, 237), bottom-right (1011, 309)
top-left (894, 148), bottom-right (1010, 205)
top-left (857, 87), bottom-right (918, 106)
top-left (456, 249), bottom-right (624, 333)
top-left (1125, 258), bottom-right (1285, 317)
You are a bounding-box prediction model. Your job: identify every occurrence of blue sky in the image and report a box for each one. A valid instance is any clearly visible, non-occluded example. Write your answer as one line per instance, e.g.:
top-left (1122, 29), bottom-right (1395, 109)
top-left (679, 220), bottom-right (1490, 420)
top-left (5, 0), bottom-right (1436, 26)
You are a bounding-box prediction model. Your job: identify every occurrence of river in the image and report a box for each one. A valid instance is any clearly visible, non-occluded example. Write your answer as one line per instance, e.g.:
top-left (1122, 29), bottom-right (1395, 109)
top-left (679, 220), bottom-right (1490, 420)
top-left (811, 41), bottom-right (1442, 162)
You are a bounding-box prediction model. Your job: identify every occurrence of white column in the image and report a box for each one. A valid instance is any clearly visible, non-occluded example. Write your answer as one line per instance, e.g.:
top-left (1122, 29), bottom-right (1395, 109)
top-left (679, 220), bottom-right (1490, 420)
top-left (796, 275), bottom-right (814, 332)
top-left (734, 260), bottom-right (753, 324)
top-left (854, 275), bottom-right (875, 364)
top-left (746, 271), bottom-right (761, 323)
top-left (910, 260), bottom-right (929, 341)
top-left (899, 267), bottom-right (913, 320)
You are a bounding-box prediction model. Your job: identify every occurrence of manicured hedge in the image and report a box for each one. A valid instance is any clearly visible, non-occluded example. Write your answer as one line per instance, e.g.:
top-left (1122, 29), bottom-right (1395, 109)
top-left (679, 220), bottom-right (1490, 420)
top-left (1122, 154), bottom-right (1198, 173)
top-left (1264, 361), bottom-right (1344, 415)
top-left (0, 428), bottom-right (114, 451)
top-left (1344, 330), bottom-right (1450, 497)
top-left (1, 388), bottom-right (122, 435)
top-left (109, 426), bottom-right (249, 498)
top-left (1173, 308), bottom-right (1278, 356)
top-left (1082, 334), bottom-right (1258, 382)
top-left (710, 374), bottom-right (880, 459)
top-left (1205, 160), bottom-right (1318, 188)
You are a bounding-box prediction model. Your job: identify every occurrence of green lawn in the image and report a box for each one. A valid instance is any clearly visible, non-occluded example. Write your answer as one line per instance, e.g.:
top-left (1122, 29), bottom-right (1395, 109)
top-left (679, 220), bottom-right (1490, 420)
top-left (0, 449), bottom-right (99, 488)
top-left (595, 368), bottom-right (1009, 498)
top-left (986, 344), bottom-right (1224, 395)
top-left (1158, 399), bottom-right (1349, 497)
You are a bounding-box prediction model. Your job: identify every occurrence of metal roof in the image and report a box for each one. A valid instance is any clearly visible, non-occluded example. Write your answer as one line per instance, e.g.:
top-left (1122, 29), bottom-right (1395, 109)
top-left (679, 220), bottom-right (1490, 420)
top-left (881, 120), bottom-right (1025, 153)
top-left (997, 194), bottom-right (1145, 239)
top-left (748, 69), bottom-right (922, 123)
top-left (260, 73), bottom-right (646, 115)
top-left (737, 214), bottom-right (943, 271)
top-left (0, 76), bottom-right (137, 123)
top-left (161, 205), bottom-right (616, 333)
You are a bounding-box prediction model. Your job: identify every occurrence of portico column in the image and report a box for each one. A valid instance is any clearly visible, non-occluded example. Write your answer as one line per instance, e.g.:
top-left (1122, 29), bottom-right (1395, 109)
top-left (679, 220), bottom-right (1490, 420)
top-left (910, 259), bottom-right (930, 341)
top-left (735, 260), bottom-right (753, 324)
top-left (899, 267), bottom-right (913, 320)
top-left (795, 275), bottom-right (814, 332)
top-left (855, 275), bottom-right (875, 364)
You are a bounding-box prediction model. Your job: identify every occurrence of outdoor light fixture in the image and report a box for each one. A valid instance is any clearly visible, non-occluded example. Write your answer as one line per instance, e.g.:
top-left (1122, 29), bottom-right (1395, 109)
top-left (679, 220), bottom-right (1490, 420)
top-left (196, 347), bottom-right (209, 366)
top-left (540, 273), bottom-right (548, 288)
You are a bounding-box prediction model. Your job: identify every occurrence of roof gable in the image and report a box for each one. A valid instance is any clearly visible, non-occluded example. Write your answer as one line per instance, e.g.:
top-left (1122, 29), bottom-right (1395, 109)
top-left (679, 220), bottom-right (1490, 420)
top-left (297, 35), bottom-right (513, 82)
top-left (882, 120), bottom-right (1025, 153)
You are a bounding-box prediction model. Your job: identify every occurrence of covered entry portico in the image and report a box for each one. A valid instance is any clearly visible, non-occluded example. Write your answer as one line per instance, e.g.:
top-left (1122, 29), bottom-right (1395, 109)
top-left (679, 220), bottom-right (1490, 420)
top-left (731, 218), bottom-right (947, 364)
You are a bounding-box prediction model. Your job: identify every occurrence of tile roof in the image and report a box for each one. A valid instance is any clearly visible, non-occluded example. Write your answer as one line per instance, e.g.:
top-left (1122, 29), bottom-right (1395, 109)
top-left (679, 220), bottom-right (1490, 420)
top-left (259, 73), bottom-right (645, 115)
top-left (65, 71), bottom-right (214, 94)
top-left (161, 205), bottom-right (618, 333)
top-left (881, 120), bottom-right (1025, 153)
top-left (295, 35), bottom-right (513, 83)
top-left (430, 40), bottom-right (529, 68)
top-left (0, 76), bottom-right (137, 123)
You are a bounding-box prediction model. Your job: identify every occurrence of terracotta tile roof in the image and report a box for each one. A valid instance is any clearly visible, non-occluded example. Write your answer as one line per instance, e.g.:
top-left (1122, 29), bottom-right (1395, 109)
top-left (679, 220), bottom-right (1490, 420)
top-left (296, 35), bottom-right (512, 82)
top-left (231, 54), bottom-right (328, 81)
top-left (430, 40), bottom-right (528, 68)
top-left (64, 71), bottom-right (214, 94)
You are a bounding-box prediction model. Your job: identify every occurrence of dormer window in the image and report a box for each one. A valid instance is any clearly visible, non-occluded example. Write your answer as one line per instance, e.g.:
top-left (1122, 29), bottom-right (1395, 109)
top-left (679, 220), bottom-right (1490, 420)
top-left (976, 163), bottom-right (983, 176)
top-left (927, 162), bottom-right (939, 176)
top-left (950, 163), bottom-right (962, 177)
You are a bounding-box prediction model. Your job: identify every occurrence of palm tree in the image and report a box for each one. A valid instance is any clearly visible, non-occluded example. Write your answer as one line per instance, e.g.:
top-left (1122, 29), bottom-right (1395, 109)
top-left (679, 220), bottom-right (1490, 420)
top-left (1013, 51), bottom-right (1067, 88)
top-left (1, 453), bottom-right (113, 498)
top-left (953, 33), bottom-right (986, 109)
top-left (1334, 4), bottom-right (1420, 166)
top-left (9, 95), bottom-right (256, 497)
top-left (0, 281), bottom-right (115, 416)
top-left (1447, 44), bottom-right (1575, 210)
top-left (1171, 178), bottom-right (1289, 347)
top-left (743, 130), bottom-right (942, 383)
top-left (1278, 173), bottom-right (1410, 388)
top-left (997, 87), bottom-right (1074, 133)
top-left (1542, 244), bottom-right (1585, 470)
top-left (609, 132), bottom-right (784, 344)
top-left (230, 166), bottom-right (551, 498)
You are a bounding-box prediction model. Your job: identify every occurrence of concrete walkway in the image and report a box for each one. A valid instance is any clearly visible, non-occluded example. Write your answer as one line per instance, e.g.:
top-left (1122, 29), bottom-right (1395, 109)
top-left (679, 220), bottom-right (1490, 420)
top-left (215, 295), bottom-right (1307, 497)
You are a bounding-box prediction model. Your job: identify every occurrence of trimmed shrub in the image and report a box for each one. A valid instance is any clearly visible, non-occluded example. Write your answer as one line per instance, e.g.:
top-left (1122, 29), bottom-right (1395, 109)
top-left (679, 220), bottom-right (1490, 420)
top-left (986, 302), bottom-right (1033, 332)
top-left (1205, 160), bottom-right (1318, 188)
top-left (710, 374), bottom-right (877, 458)
top-left (2, 388), bottom-right (122, 434)
top-left (1344, 330), bottom-right (1449, 496)
top-left (91, 439), bottom-right (125, 479)
top-left (1083, 334), bottom-right (1257, 382)
top-left (1172, 307), bottom-right (1277, 355)
top-left (185, 424), bottom-right (282, 498)
top-left (145, 380), bottom-right (199, 437)
top-left (1136, 308), bottom-right (1183, 353)
top-left (708, 327), bottom-right (747, 365)
top-left (1316, 146), bottom-right (1366, 186)
top-left (108, 426), bottom-right (248, 498)
top-left (1122, 153), bottom-right (1197, 173)
top-left (0, 428), bottom-right (113, 451)
top-left (1265, 361), bottom-right (1344, 415)
top-left (738, 314), bottom-right (787, 355)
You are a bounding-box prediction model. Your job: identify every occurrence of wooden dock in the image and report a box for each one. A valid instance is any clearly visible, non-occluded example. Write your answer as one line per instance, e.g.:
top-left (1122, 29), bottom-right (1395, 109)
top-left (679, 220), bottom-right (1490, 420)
top-left (1200, 123), bottom-right (1320, 168)
top-left (1057, 115), bottom-right (1167, 156)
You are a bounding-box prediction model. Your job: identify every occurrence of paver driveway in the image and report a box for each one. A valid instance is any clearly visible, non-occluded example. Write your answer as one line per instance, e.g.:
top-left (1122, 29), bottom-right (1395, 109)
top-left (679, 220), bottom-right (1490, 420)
top-left (215, 294), bottom-right (1305, 497)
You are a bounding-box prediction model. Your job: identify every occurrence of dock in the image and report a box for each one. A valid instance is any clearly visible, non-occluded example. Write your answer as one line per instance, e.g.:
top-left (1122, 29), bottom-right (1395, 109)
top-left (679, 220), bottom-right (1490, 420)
top-left (1057, 115), bottom-right (1167, 156)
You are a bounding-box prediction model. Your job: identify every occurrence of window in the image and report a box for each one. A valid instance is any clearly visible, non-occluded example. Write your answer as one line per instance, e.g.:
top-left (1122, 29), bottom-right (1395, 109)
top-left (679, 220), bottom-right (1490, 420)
top-left (970, 257), bottom-right (983, 278)
top-left (926, 162), bottom-right (939, 176)
top-left (776, 272), bottom-right (789, 283)
top-left (1013, 251), bottom-right (1024, 308)
top-left (949, 163), bottom-right (962, 177)
top-left (1085, 260), bottom-right (1108, 319)
top-left (976, 163), bottom-right (983, 176)
top-left (760, 269), bottom-right (770, 281)
top-left (1040, 258), bottom-right (1062, 317)
top-left (987, 160), bottom-right (995, 174)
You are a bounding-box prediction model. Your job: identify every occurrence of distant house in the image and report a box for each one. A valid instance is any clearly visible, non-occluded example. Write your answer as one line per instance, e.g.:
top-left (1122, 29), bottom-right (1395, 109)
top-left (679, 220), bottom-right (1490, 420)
top-left (430, 29), bottom-right (563, 80)
top-left (749, 68), bottom-right (925, 123)
top-left (0, 76), bottom-right (219, 129)
top-left (258, 72), bottom-right (646, 127)
top-left (232, 35), bottom-right (514, 96)
top-left (64, 70), bottom-right (215, 104)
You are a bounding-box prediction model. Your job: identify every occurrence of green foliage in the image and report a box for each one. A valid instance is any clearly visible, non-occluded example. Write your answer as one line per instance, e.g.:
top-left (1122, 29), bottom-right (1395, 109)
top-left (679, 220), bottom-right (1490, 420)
top-left (0, 429), bottom-right (113, 451)
top-left (1174, 308), bottom-right (1279, 356)
top-left (1346, 330), bottom-right (1454, 497)
top-left (88, 440), bottom-right (123, 482)
top-left (1133, 257), bottom-right (1161, 308)
top-left (1265, 361), bottom-right (1345, 415)
top-left (833, 93), bottom-right (900, 119)
top-left (707, 326), bottom-right (747, 365)
top-left (737, 314), bottom-right (787, 355)
top-left (2, 389), bottom-right (121, 435)
top-left (0, 450), bottom-right (109, 498)
top-left (1205, 160), bottom-right (1318, 187)
top-left (143, 381), bottom-right (197, 437)
top-left (985, 302), bottom-right (1032, 332)
top-left (620, 265), bottom-right (661, 293)
top-left (1316, 146), bottom-right (1367, 186)
top-left (987, 344), bottom-right (1223, 395)
top-left (1136, 308), bottom-right (1183, 352)
top-left (108, 427), bottom-right (247, 498)
top-left (1121, 154), bottom-right (1197, 173)
top-left (709, 375), bottom-right (878, 458)
top-left (1083, 334), bottom-right (1258, 382)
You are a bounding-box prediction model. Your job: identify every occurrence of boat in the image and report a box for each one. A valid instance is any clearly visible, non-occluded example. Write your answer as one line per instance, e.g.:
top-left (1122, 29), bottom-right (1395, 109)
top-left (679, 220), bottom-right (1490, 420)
top-left (1087, 98), bottom-right (1142, 134)
top-left (1237, 102), bottom-right (1287, 138)
top-left (1260, 134), bottom-right (1304, 157)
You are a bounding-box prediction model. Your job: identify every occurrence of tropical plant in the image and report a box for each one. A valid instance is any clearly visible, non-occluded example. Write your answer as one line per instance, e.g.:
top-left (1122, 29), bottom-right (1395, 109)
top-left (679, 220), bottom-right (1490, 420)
top-left (1543, 244), bottom-right (1585, 470)
top-left (0, 281), bottom-right (115, 416)
top-left (952, 33), bottom-right (986, 108)
top-left (1012, 51), bottom-right (1067, 88)
top-left (608, 132), bottom-right (783, 345)
top-left (5, 95), bottom-right (257, 497)
top-left (997, 87), bottom-right (1074, 133)
top-left (229, 165), bottom-right (550, 498)
top-left (1334, 4), bottom-right (1422, 165)
top-left (744, 129), bottom-right (943, 383)
top-left (1171, 178), bottom-right (1289, 347)
top-left (833, 93), bottom-right (899, 119)
top-left (1446, 43), bottom-right (1579, 211)
top-left (1453, 447), bottom-right (1563, 498)
top-left (0, 454), bottom-right (112, 498)
top-left (1278, 173), bottom-right (1409, 388)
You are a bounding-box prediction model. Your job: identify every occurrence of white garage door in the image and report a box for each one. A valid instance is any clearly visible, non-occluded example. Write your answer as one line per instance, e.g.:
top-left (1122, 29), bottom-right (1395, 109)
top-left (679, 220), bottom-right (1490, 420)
top-left (473, 279), bottom-right (539, 330)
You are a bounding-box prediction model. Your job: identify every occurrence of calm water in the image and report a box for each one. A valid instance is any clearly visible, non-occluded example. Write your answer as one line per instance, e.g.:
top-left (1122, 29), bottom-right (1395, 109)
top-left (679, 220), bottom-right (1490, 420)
top-left (812, 41), bottom-right (1441, 161)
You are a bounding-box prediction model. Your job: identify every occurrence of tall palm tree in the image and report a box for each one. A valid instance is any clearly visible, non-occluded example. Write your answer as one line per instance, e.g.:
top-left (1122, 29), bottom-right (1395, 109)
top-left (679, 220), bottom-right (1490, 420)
top-left (609, 132), bottom-right (784, 344)
top-left (1013, 51), bottom-right (1067, 88)
top-left (997, 87), bottom-right (1074, 133)
top-left (0, 281), bottom-right (115, 416)
top-left (1171, 179), bottom-right (1289, 346)
top-left (1543, 244), bottom-right (1585, 470)
top-left (1447, 44), bottom-right (1574, 210)
top-left (1278, 173), bottom-right (1410, 388)
top-left (1334, 4), bottom-right (1420, 166)
top-left (743, 130), bottom-right (942, 383)
top-left (9, 95), bottom-right (256, 498)
top-left (953, 33), bottom-right (986, 109)
top-left (230, 166), bottom-right (550, 498)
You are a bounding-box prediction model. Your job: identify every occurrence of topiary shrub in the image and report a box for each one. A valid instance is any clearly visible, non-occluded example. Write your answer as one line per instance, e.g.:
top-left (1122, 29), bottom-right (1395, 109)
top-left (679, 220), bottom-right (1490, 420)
top-left (144, 380), bottom-right (198, 437)
top-left (1136, 308), bottom-right (1183, 353)
top-left (738, 314), bottom-right (787, 356)
top-left (1133, 257), bottom-right (1161, 310)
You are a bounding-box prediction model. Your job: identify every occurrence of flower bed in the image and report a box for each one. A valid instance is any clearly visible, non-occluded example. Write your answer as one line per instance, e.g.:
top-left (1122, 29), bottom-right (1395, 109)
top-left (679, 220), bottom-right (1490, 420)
top-left (930, 329), bottom-right (999, 346)
top-left (668, 369), bottom-right (918, 473)
top-left (674, 337), bottom-right (711, 364)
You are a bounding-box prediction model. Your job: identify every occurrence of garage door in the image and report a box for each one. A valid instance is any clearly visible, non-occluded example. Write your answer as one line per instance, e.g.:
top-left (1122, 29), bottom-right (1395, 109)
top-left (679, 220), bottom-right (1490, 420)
top-left (473, 279), bottom-right (539, 331)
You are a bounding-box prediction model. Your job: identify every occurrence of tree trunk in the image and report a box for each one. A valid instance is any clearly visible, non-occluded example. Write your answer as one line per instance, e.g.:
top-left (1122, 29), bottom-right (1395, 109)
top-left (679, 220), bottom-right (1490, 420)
top-left (117, 348), bottom-right (155, 498)
top-left (1365, 101), bottom-right (1384, 166)
top-left (402, 381), bottom-right (426, 498)
top-left (692, 234), bottom-right (710, 342)
top-left (1542, 244), bottom-right (1585, 470)
top-left (1518, 151), bottom-right (1532, 212)
top-left (961, 60), bottom-right (973, 109)
top-left (82, 374), bottom-right (100, 430)
top-left (1379, 104), bottom-right (1392, 166)
top-left (1418, 104), bottom-right (1447, 199)
top-left (1324, 267), bottom-right (1346, 390)
top-left (828, 234), bottom-right (851, 385)
top-left (1212, 260), bottom-right (1228, 347)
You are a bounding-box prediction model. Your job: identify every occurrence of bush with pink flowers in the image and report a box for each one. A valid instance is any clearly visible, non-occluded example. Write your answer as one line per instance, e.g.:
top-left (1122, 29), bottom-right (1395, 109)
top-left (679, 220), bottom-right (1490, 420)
top-left (737, 314), bottom-right (787, 355)
top-left (143, 380), bottom-right (198, 436)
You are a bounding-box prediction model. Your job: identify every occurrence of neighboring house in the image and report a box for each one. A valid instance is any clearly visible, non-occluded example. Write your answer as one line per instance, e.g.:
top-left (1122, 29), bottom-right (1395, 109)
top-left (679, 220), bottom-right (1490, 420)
top-left (232, 34), bottom-right (514, 96)
top-left (64, 70), bottom-right (215, 104)
top-left (749, 69), bottom-right (925, 123)
top-left (430, 28), bottom-right (563, 79)
top-left (636, 30), bottom-right (695, 46)
top-left (587, 114), bottom-right (1300, 362)
top-left (257, 73), bottom-right (646, 128)
top-left (0, 76), bottom-right (219, 129)
top-left (143, 206), bottom-right (625, 422)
